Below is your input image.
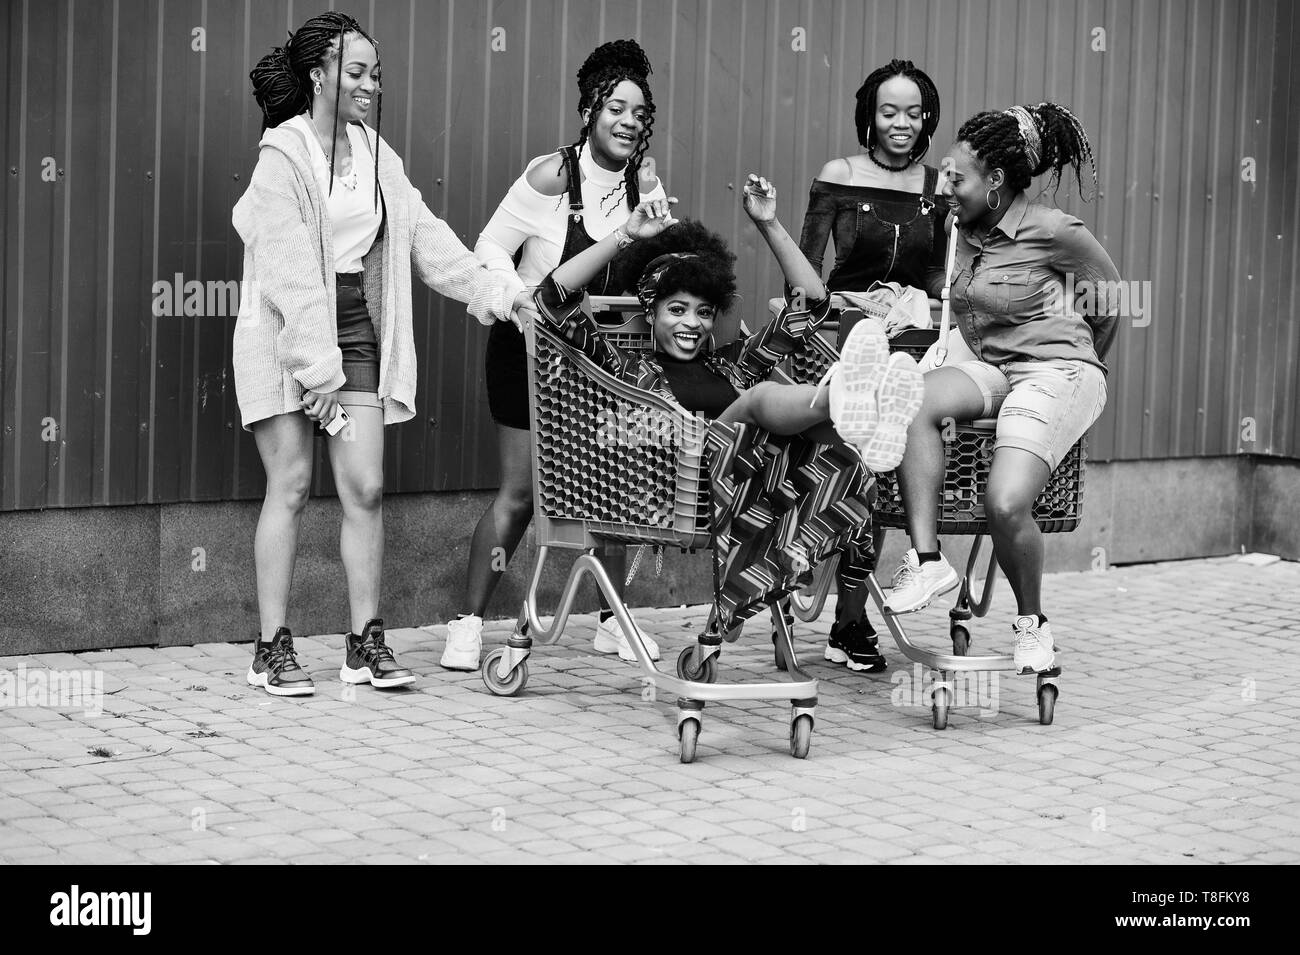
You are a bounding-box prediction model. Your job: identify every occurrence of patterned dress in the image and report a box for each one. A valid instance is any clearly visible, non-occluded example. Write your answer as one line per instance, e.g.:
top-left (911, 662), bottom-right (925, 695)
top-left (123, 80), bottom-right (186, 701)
top-left (533, 276), bottom-right (877, 632)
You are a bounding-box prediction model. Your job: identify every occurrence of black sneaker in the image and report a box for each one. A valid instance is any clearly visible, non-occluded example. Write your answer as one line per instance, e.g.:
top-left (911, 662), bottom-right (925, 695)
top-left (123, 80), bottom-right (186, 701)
top-left (824, 618), bottom-right (887, 673)
top-left (247, 627), bottom-right (316, 696)
top-left (341, 619), bottom-right (416, 688)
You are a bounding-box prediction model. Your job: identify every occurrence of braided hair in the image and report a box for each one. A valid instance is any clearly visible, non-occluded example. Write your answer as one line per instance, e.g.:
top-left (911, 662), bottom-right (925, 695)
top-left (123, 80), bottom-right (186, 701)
top-left (609, 219), bottom-right (737, 313)
top-left (572, 39), bottom-right (657, 212)
top-left (250, 11), bottom-right (383, 208)
top-left (854, 58), bottom-right (941, 161)
top-left (956, 102), bottom-right (1097, 199)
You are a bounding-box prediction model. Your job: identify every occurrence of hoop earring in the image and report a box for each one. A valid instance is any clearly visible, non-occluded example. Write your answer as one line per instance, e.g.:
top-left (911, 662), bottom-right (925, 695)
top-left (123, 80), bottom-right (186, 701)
top-left (986, 188), bottom-right (1001, 211)
top-left (313, 80), bottom-right (322, 96)
top-left (913, 132), bottom-right (932, 162)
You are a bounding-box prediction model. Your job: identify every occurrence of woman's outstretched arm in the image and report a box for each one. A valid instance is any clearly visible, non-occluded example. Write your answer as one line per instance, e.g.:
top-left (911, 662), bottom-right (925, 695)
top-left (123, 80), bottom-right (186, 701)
top-left (548, 195), bottom-right (678, 291)
top-left (743, 174), bottom-right (826, 303)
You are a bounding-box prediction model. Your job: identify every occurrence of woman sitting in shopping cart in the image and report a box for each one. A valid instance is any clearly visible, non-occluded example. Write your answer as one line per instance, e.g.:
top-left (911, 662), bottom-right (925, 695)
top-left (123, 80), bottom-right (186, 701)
top-left (886, 102), bottom-right (1122, 675)
top-left (529, 177), bottom-right (926, 479)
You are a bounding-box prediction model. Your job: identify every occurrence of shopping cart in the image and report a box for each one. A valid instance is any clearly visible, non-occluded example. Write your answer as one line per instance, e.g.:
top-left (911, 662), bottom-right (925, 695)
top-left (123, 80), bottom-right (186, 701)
top-left (480, 296), bottom-right (876, 762)
top-left (777, 297), bottom-right (1084, 730)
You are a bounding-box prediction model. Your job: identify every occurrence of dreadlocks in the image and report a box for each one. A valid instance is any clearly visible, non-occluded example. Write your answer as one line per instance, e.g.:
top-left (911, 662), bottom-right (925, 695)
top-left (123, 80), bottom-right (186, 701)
top-left (854, 58), bottom-right (941, 161)
top-left (250, 11), bottom-right (383, 208)
top-left (956, 102), bottom-right (1098, 199)
top-left (572, 39), bottom-right (657, 212)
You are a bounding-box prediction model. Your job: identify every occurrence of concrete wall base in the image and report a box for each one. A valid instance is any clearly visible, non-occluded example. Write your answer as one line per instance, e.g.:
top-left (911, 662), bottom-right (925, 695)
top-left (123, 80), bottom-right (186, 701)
top-left (2, 455), bottom-right (1294, 654)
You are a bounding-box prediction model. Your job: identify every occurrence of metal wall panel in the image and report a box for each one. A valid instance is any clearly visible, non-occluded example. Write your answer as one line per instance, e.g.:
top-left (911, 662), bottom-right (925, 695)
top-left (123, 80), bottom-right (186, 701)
top-left (1, 0), bottom-right (1296, 510)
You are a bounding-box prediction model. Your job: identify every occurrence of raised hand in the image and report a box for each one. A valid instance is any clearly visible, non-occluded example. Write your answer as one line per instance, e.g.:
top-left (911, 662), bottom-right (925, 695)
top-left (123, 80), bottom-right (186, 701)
top-left (741, 174), bottom-right (777, 223)
top-left (623, 196), bottom-right (679, 241)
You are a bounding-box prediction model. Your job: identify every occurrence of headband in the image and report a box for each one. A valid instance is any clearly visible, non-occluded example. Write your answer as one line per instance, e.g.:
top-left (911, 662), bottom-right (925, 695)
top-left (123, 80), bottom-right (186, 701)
top-left (636, 253), bottom-right (699, 311)
top-left (1004, 105), bottom-right (1042, 171)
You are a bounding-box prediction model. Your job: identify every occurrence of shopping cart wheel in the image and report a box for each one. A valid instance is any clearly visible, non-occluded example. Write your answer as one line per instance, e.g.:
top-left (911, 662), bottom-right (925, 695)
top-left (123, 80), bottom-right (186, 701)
top-left (789, 714), bottom-right (813, 759)
top-left (676, 646), bottom-right (718, 683)
top-left (678, 718), bottom-right (701, 763)
top-left (1037, 684), bottom-right (1058, 725)
top-left (481, 647), bottom-right (528, 696)
top-left (951, 624), bottom-right (971, 656)
top-left (932, 687), bottom-right (952, 730)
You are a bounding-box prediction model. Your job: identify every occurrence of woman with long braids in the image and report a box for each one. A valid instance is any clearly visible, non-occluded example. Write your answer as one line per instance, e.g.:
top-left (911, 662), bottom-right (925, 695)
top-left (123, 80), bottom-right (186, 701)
top-left (443, 39), bottom-right (668, 671)
top-left (886, 103), bottom-right (1122, 676)
top-left (233, 12), bottom-right (531, 696)
top-left (797, 59), bottom-right (947, 675)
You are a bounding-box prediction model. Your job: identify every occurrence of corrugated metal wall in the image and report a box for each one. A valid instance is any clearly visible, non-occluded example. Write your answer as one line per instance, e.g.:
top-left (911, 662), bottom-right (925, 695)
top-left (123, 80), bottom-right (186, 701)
top-left (2, 0), bottom-right (1296, 510)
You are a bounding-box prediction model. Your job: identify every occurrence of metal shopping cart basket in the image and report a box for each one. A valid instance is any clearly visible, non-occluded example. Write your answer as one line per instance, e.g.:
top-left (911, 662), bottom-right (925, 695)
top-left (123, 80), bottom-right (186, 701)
top-left (480, 297), bottom-right (877, 762)
top-left (779, 299), bottom-right (1085, 730)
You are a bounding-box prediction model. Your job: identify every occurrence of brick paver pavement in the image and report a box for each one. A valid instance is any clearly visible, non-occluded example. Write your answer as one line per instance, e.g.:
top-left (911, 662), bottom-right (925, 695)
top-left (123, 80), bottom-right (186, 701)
top-left (2, 556), bottom-right (1297, 864)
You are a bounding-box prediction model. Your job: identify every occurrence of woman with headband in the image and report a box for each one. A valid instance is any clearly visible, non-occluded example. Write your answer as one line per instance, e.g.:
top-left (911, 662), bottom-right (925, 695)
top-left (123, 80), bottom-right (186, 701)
top-left (798, 58), bottom-right (948, 675)
top-left (886, 103), bottom-right (1122, 676)
top-left (445, 40), bottom-right (668, 671)
top-left (233, 11), bottom-right (531, 696)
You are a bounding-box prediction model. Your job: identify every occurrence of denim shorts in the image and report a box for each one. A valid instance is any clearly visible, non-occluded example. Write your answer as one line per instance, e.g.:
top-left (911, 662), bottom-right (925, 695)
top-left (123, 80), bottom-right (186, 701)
top-left (336, 276), bottom-right (379, 394)
top-left (949, 358), bottom-right (1107, 470)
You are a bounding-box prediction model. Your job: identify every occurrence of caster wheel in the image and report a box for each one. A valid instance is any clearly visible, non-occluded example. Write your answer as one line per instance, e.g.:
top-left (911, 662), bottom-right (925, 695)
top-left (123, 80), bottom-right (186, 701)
top-left (678, 718), bottom-right (701, 763)
top-left (932, 687), bottom-right (952, 730)
top-left (676, 646), bottom-right (718, 683)
top-left (1037, 684), bottom-right (1058, 725)
top-left (951, 625), bottom-right (971, 656)
top-left (789, 714), bottom-right (813, 759)
top-left (481, 647), bottom-right (528, 696)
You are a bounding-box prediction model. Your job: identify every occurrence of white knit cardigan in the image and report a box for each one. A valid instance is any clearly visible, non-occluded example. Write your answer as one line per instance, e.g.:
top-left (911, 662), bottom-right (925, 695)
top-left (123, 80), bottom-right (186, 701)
top-left (231, 120), bottom-right (523, 430)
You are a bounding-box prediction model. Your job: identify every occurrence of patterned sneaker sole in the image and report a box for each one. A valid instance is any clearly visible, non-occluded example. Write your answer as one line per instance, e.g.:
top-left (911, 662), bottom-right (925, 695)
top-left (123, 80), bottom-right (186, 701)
top-left (594, 632), bottom-right (661, 661)
top-left (439, 653), bottom-right (480, 672)
top-left (246, 666), bottom-right (315, 696)
top-left (884, 567), bottom-right (961, 613)
top-left (858, 354), bottom-right (925, 473)
top-left (1015, 653), bottom-right (1057, 675)
top-left (831, 321), bottom-right (890, 444)
top-left (340, 664), bottom-right (416, 688)
top-left (823, 645), bottom-right (849, 664)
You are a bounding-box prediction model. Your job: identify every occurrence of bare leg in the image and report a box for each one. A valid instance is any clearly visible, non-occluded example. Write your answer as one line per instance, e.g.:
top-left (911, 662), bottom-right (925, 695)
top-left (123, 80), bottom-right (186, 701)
top-left (462, 424), bottom-right (535, 616)
top-left (326, 404), bottom-right (386, 635)
top-left (984, 447), bottom-right (1052, 616)
top-left (251, 413), bottom-right (315, 639)
top-left (896, 367), bottom-right (985, 553)
top-left (717, 381), bottom-right (829, 434)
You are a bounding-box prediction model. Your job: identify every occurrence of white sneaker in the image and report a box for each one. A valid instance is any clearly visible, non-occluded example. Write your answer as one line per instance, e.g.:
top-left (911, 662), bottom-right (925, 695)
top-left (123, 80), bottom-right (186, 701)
top-left (824, 318), bottom-right (889, 446)
top-left (1012, 616), bottom-right (1056, 673)
top-left (592, 616), bottom-right (660, 662)
top-left (857, 353), bottom-right (924, 472)
top-left (824, 322), bottom-right (925, 472)
top-left (886, 548), bottom-right (960, 613)
top-left (440, 614), bottom-right (482, 671)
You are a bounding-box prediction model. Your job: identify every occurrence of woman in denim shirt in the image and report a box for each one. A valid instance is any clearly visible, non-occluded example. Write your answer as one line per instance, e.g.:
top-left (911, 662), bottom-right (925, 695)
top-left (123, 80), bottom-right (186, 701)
top-left (797, 60), bottom-right (947, 675)
top-left (885, 102), bottom-right (1122, 677)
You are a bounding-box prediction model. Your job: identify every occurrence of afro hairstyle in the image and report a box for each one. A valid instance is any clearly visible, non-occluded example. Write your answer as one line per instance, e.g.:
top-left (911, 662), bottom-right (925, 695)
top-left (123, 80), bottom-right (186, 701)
top-left (608, 218), bottom-right (738, 312)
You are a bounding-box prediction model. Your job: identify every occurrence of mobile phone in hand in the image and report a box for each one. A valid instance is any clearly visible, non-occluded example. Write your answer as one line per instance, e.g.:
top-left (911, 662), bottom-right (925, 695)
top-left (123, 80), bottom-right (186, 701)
top-left (323, 404), bottom-right (351, 436)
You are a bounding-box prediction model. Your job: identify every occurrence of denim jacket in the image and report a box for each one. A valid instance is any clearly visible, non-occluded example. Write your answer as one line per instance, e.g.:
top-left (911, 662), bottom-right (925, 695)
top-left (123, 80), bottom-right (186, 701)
top-left (950, 191), bottom-right (1123, 372)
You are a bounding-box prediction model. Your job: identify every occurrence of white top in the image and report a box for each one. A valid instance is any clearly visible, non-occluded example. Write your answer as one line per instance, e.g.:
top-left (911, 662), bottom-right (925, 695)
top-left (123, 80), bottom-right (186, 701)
top-left (286, 114), bottom-right (383, 273)
top-left (475, 143), bottom-right (666, 286)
